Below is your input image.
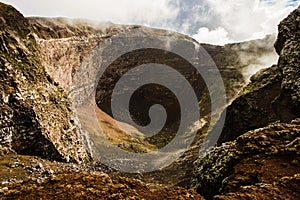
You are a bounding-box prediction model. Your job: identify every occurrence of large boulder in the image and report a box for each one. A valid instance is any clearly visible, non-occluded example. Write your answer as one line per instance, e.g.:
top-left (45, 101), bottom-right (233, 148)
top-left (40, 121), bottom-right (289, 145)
top-left (193, 119), bottom-right (300, 199)
top-left (216, 65), bottom-right (282, 144)
top-left (273, 6), bottom-right (300, 121)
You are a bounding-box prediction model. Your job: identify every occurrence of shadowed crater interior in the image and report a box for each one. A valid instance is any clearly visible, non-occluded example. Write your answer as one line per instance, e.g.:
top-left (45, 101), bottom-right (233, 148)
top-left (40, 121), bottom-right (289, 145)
top-left (95, 48), bottom-right (209, 147)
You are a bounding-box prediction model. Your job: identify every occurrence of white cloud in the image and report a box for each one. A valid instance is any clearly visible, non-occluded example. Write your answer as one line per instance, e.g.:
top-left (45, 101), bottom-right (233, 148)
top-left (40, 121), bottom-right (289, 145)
top-left (0, 0), bottom-right (178, 27)
top-left (196, 0), bottom-right (299, 44)
top-left (192, 27), bottom-right (233, 45)
top-left (0, 0), bottom-right (299, 45)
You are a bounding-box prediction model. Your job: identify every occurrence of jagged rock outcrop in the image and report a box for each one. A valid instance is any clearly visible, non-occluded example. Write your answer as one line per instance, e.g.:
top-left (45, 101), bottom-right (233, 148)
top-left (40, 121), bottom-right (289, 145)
top-left (216, 65), bottom-right (282, 144)
top-left (193, 119), bottom-right (300, 199)
top-left (273, 6), bottom-right (300, 121)
top-left (0, 3), bottom-right (89, 163)
top-left (193, 6), bottom-right (300, 199)
top-left (214, 173), bottom-right (300, 200)
top-left (215, 6), bottom-right (300, 145)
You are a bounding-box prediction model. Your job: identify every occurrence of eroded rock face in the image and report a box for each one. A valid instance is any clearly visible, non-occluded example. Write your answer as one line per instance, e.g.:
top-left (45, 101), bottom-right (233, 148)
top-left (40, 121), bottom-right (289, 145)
top-left (216, 65), bottom-right (282, 144)
top-left (29, 17), bottom-right (135, 94)
top-left (0, 3), bottom-right (89, 163)
top-left (273, 6), bottom-right (300, 121)
top-left (215, 6), bottom-right (300, 145)
top-left (193, 119), bottom-right (300, 199)
top-left (32, 18), bottom-right (277, 148)
top-left (28, 19), bottom-right (160, 153)
top-left (214, 173), bottom-right (300, 200)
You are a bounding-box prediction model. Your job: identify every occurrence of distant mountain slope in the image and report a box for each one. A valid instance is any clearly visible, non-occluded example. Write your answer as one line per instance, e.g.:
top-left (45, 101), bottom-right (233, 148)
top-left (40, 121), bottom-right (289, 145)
top-left (29, 17), bottom-right (277, 104)
top-left (28, 17), bottom-right (277, 149)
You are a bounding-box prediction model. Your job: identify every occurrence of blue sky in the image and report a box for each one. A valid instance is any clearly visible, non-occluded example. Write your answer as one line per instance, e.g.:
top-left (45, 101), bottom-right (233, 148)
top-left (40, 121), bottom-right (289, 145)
top-left (0, 0), bottom-right (299, 45)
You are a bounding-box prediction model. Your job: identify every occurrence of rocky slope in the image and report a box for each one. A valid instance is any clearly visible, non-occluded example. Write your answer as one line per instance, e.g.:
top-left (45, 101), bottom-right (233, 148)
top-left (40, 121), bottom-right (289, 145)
top-left (33, 17), bottom-right (277, 107)
top-left (273, 6), bottom-right (300, 121)
top-left (193, 119), bottom-right (300, 199)
top-left (30, 16), bottom-right (277, 150)
top-left (29, 17), bottom-right (156, 153)
top-left (193, 6), bottom-right (300, 199)
top-left (214, 6), bottom-right (300, 145)
top-left (0, 3), bottom-right (89, 163)
top-left (0, 3), bottom-right (205, 199)
top-left (0, 154), bottom-right (204, 200)
top-left (215, 64), bottom-right (282, 144)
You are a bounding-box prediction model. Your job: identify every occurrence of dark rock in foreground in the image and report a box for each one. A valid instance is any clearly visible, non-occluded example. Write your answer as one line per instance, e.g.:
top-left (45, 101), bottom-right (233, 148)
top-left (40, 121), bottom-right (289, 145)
top-left (193, 119), bottom-right (300, 199)
top-left (216, 65), bottom-right (282, 144)
top-left (273, 6), bottom-right (300, 121)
